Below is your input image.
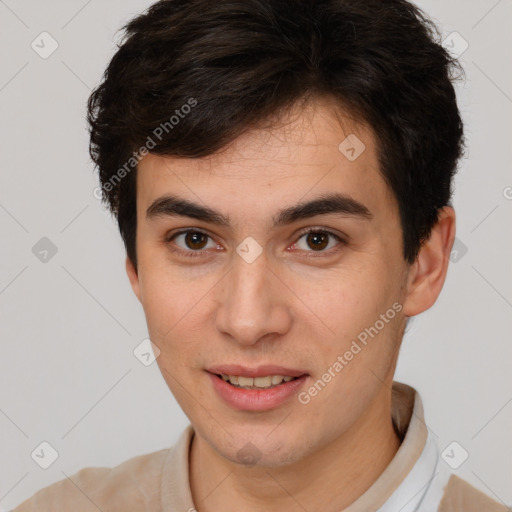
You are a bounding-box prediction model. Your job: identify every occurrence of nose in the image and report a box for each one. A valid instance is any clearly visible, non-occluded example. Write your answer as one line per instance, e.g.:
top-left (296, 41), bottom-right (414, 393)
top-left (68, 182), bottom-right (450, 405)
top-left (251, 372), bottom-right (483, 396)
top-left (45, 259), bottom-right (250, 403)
top-left (214, 250), bottom-right (292, 346)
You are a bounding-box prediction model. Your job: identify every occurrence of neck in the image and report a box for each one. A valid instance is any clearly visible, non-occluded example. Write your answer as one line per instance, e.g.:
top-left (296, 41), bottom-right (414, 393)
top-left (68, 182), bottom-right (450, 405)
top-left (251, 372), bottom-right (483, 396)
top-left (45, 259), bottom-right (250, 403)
top-left (189, 386), bottom-right (401, 512)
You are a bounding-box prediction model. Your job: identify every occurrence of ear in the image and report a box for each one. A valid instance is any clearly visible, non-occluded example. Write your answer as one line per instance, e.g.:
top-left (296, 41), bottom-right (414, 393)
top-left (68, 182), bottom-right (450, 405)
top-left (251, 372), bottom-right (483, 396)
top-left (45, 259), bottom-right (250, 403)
top-left (126, 256), bottom-right (142, 302)
top-left (402, 206), bottom-right (456, 317)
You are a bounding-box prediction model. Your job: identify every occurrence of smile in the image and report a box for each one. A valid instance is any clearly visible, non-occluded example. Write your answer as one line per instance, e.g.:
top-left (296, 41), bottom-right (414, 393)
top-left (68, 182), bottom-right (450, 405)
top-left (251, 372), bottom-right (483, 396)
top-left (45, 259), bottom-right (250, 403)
top-left (207, 372), bottom-right (309, 411)
top-left (219, 374), bottom-right (298, 389)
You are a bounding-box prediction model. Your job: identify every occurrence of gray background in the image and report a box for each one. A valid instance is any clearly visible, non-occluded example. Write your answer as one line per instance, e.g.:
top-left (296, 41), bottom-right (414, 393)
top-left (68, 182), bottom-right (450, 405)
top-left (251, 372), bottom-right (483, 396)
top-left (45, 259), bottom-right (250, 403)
top-left (1, 0), bottom-right (511, 509)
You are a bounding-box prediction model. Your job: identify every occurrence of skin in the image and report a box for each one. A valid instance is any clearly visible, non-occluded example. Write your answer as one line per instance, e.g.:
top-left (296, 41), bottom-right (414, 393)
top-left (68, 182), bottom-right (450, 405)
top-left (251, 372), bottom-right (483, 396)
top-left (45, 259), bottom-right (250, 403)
top-left (126, 97), bottom-right (455, 512)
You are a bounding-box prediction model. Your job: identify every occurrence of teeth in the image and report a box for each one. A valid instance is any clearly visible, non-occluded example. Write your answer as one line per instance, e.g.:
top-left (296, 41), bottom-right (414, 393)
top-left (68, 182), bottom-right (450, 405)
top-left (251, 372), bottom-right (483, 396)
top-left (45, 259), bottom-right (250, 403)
top-left (271, 375), bottom-right (283, 385)
top-left (254, 376), bottom-right (272, 387)
top-left (220, 374), bottom-right (298, 389)
top-left (238, 376), bottom-right (254, 387)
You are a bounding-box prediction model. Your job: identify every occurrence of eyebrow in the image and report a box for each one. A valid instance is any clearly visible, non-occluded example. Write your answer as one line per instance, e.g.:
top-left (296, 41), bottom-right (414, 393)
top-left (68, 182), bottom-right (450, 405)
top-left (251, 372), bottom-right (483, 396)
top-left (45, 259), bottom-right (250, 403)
top-left (146, 192), bottom-right (373, 228)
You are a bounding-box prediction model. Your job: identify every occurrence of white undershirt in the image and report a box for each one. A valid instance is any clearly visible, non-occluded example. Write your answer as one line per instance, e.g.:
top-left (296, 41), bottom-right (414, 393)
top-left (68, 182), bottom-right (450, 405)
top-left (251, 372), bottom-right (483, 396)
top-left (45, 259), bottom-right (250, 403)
top-left (377, 430), bottom-right (450, 512)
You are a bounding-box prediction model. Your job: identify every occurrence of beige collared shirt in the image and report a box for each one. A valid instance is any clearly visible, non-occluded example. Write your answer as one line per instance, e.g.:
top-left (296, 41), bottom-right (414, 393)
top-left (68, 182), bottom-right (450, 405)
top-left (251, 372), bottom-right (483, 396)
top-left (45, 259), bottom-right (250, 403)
top-left (12, 382), bottom-right (508, 511)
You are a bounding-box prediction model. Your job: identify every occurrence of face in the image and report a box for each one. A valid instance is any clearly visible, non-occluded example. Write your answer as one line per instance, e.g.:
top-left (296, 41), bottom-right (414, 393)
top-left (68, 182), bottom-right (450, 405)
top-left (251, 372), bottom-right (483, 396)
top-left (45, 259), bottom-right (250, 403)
top-left (127, 98), bottom-right (422, 467)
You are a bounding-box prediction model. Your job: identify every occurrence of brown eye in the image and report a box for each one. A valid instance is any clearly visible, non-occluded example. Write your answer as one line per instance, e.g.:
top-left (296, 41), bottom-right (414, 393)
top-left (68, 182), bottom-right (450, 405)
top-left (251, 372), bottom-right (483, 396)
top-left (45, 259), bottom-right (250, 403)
top-left (182, 231), bottom-right (209, 250)
top-left (305, 232), bottom-right (329, 251)
top-left (294, 229), bottom-right (346, 254)
top-left (167, 229), bottom-right (218, 258)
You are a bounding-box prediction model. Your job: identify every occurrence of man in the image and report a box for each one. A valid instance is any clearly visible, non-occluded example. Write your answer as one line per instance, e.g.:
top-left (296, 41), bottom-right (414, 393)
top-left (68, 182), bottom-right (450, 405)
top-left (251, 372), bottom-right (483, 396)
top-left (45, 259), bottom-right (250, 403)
top-left (12, 0), bottom-right (508, 510)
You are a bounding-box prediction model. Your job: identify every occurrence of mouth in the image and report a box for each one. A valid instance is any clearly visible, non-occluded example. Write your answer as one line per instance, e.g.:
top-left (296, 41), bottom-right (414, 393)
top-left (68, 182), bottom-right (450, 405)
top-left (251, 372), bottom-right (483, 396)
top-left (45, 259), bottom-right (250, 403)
top-left (214, 373), bottom-right (301, 390)
top-left (206, 365), bottom-right (310, 411)
top-left (206, 364), bottom-right (309, 387)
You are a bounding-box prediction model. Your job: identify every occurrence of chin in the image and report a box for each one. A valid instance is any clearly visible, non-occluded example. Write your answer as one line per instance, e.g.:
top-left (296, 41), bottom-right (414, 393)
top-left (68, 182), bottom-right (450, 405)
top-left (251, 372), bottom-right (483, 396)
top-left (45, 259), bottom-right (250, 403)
top-left (213, 427), bottom-right (309, 468)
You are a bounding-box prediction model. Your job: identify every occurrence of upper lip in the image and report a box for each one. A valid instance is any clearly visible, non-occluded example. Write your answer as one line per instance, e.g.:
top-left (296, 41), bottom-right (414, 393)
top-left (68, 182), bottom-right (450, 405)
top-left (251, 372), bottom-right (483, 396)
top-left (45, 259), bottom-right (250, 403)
top-left (207, 364), bottom-right (309, 378)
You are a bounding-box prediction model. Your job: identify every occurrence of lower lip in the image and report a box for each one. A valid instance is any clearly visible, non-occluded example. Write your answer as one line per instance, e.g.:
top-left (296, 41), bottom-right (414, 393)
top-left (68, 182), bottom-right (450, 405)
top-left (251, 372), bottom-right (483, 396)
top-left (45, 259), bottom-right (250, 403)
top-left (207, 372), bottom-right (309, 411)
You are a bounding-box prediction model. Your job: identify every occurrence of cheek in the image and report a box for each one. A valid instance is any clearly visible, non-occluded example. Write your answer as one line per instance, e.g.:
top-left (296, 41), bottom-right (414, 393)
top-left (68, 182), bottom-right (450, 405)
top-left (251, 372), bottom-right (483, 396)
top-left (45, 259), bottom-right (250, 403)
top-left (137, 272), bottom-right (182, 347)
top-left (137, 266), bottom-right (214, 363)
top-left (290, 266), bottom-right (384, 329)
top-left (291, 265), bottom-right (402, 373)
top-left (137, 255), bottom-right (196, 317)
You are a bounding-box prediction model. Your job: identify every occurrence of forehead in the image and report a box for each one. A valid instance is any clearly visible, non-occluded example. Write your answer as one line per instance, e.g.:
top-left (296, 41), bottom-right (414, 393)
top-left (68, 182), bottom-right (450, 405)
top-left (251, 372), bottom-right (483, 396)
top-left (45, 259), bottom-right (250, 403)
top-left (136, 98), bottom-right (397, 226)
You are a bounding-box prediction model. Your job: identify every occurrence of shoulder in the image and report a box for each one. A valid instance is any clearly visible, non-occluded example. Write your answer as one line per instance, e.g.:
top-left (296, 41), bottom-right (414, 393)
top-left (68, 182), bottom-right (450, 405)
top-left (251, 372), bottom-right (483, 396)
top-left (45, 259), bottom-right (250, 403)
top-left (438, 474), bottom-right (509, 512)
top-left (12, 447), bottom-right (170, 512)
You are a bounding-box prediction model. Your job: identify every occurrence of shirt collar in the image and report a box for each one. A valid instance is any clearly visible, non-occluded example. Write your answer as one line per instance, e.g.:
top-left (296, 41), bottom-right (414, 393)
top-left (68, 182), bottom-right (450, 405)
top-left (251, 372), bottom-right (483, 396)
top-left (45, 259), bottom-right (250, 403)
top-left (344, 381), bottom-right (437, 511)
top-left (161, 381), bottom-right (436, 511)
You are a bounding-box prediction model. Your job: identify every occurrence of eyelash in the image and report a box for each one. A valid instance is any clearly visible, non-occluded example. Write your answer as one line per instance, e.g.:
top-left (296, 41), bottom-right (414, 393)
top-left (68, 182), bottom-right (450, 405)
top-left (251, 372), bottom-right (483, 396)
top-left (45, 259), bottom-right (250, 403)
top-left (165, 227), bottom-right (347, 259)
